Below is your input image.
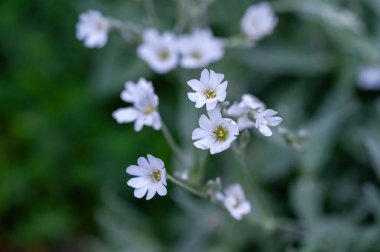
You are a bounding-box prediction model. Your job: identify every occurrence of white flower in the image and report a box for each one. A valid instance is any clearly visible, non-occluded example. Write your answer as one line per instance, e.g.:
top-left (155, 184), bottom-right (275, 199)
top-left (126, 154), bottom-right (167, 200)
top-left (192, 108), bottom-right (239, 154)
top-left (137, 29), bottom-right (179, 73)
top-left (255, 109), bottom-right (282, 136)
top-left (187, 69), bottom-right (228, 111)
top-left (178, 29), bottom-right (224, 68)
top-left (223, 184), bottom-right (251, 220)
top-left (76, 10), bottom-right (109, 48)
top-left (226, 94), bottom-right (266, 131)
top-left (357, 65), bottom-right (380, 90)
top-left (241, 2), bottom-right (278, 41)
top-left (112, 78), bottom-right (161, 131)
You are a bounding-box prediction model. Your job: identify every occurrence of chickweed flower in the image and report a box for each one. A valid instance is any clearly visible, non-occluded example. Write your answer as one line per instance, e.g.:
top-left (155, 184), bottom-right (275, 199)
top-left (255, 109), bottom-right (282, 137)
top-left (192, 108), bottom-right (239, 154)
top-left (76, 10), bottom-right (109, 48)
top-left (241, 2), bottom-right (278, 41)
top-left (357, 65), bottom-right (380, 90)
top-left (126, 155), bottom-right (167, 200)
top-left (222, 184), bottom-right (251, 220)
top-left (113, 78), bottom-right (161, 132)
top-left (226, 94), bottom-right (265, 130)
top-left (187, 69), bottom-right (228, 111)
top-left (178, 29), bottom-right (224, 68)
top-left (137, 29), bottom-right (179, 74)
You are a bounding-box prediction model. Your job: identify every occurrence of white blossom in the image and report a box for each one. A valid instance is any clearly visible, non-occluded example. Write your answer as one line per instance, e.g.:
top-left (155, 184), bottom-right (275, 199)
top-left (137, 29), bottom-right (179, 73)
top-left (76, 10), bottom-right (109, 48)
top-left (241, 2), bottom-right (278, 41)
top-left (192, 108), bottom-right (239, 154)
top-left (187, 69), bottom-right (228, 111)
top-left (357, 65), bottom-right (380, 90)
top-left (112, 78), bottom-right (161, 131)
top-left (126, 154), bottom-right (167, 200)
top-left (255, 109), bottom-right (282, 136)
top-left (222, 184), bottom-right (251, 220)
top-left (226, 94), bottom-right (265, 131)
top-left (178, 29), bottom-right (224, 69)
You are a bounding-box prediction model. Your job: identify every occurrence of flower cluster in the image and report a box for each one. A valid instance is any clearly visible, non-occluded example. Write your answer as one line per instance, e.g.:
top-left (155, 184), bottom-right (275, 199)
top-left (77, 2), bottom-right (282, 221)
top-left (76, 2), bottom-right (278, 72)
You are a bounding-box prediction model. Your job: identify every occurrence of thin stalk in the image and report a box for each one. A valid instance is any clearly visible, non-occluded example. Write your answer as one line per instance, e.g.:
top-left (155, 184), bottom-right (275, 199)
top-left (161, 121), bottom-right (188, 167)
top-left (167, 173), bottom-right (207, 198)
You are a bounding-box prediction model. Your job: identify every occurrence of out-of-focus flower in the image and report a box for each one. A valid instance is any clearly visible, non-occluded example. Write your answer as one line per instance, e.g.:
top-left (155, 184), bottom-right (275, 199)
top-left (178, 29), bottom-right (224, 68)
top-left (187, 69), bottom-right (228, 111)
top-left (113, 78), bottom-right (161, 131)
top-left (222, 184), bottom-right (251, 220)
top-left (76, 10), bottom-right (109, 48)
top-left (137, 29), bottom-right (179, 73)
top-left (241, 2), bottom-right (277, 41)
top-left (357, 65), bottom-right (380, 90)
top-left (192, 108), bottom-right (239, 154)
top-left (126, 155), bottom-right (167, 200)
top-left (226, 94), bottom-right (265, 130)
top-left (255, 109), bottom-right (282, 136)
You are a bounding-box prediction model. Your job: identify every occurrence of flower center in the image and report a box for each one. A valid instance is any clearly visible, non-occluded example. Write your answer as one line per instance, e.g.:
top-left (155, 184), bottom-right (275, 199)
top-left (158, 50), bottom-right (170, 60)
top-left (151, 169), bottom-right (161, 182)
top-left (144, 106), bottom-right (156, 115)
top-left (204, 89), bottom-right (216, 99)
top-left (191, 51), bottom-right (202, 59)
top-left (213, 125), bottom-right (229, 142)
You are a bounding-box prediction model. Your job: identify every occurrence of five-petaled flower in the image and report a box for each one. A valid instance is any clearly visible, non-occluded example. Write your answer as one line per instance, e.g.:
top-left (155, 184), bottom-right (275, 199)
top-left (137, 28), bottom-right (179, 74)
top-left (255, 109), bottom-right (282, 136)
top-left (126, 154), bottom-right (167, 200)
top-left (76, 10), bottom-right (109, 48)
top-left (222, 184), bottom-right (251, 220)
top-left (178, 29), bottom-right (224, 68)
top-left (241, 2), bottom-right (278, 41)
top-left (112, 78), bottom-right (162, 131)
top-left (192, 108), bottom-right (239, 154)
top-left (226, 94), bottom-right (265, 131)
top-left (187, 69), bottom-right (228, 111)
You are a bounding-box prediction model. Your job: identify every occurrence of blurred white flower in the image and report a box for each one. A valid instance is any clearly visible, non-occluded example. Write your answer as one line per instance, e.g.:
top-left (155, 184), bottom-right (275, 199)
top-left (357, 65), bottom-right (380, 90)
top-left (226, 94), bottom-right (266, 130)
top-left (137, 29), bottom-right (179, 73)
top-left (76, 10), bottom-right (109, 48)
top-left (178, 29), bottom-right (224, 68)
top-left (113, 78), bottom-right (161, 131)
top-left (126, 154), bottom-right (167, 200)
top-left (255, 109), bottom-right (282, 136)
top-left (241, 2), bottom-right (278, 41)
top-left (187, 69), bottom-right (228, 111)
top-left (192, 108), bottom-right (239, 154)
top-left (223, 184), bottom-right (251, 220)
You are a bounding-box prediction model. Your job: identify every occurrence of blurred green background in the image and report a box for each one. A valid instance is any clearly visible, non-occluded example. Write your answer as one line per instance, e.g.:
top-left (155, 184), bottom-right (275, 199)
top-left (1, 0), bottom-right (380, 251)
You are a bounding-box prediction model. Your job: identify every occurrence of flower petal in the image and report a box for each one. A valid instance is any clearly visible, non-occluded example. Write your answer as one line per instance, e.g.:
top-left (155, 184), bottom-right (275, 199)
top-left (187, 79), bottom-right (205, 92)
top-left (134, 186), bottom-right (148, 198)
top-left (268, 116), bottom-right (283, 126)
top-left (258, 124), bottom-right (272, 136)
top-left (146, 186), bottom-right (157, 200)
top-left (192, 128), bottom-right (212, 140)
top-left (126, 165), bottom-right (151, 176)
top-left (193, 137), bottom-right (214, 150)
top-left (147, 154), bottom-right (165, 169)
top-left (156, 183), bottom-right (167, 196)
top-left (137, 156), bottom-right (150, 168)
top-left (199, 114), bottom-right (214, 130)
top-left (200, 69), bottom-right (210, 84)
top-left (127, 177), bottom-right (151, 189)
top-left (207, 108), bottom-right (222, 122)
top-left (112, 107), bottom-right (138, 123)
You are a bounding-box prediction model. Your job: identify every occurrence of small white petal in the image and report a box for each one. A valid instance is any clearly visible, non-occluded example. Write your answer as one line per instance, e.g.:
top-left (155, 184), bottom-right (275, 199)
top-left (112, 108), bottom-right (138, 123)
top-left (258, 124), bottom-right (272, 136)
top-left (200, 69), bottom-right (210, 84)
top-left (193, 137), bottom-right (214, 150)
top-left (127, 177), bottom-right (151, 189)
top-left (147, 154), bottom-right (165, 169)
top-left (126, 165), bottom-right (151, 176)
top-left (192, 128), bottom-right (212, 140)
top-left (134, 186), bottom-right (149, 198)
top-left (137, 157), bottom-right (150, 169)
top-left (156, 183), bottom-right (167, 196)
top-left (206, 101), bottom-right (217, 111)
top-left (187, 79), bottom-right (205, 92)
top-left (207, 108), bottom-right (222, 122)
top-left (268, 116), bottom-right (283, 126)
top-left (146, 186), bottom-right (157, 200)
top-left (199, 114), bottom-right (214, 130)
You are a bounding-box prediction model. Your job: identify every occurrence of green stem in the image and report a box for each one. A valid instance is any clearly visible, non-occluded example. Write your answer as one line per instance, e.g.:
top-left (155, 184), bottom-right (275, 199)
top-left (144, 0), bottom-right (159, 27)
top-left (161, 121), bottom-right (188, 167)
top-left (167, 173), bottom-right (207, 198)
